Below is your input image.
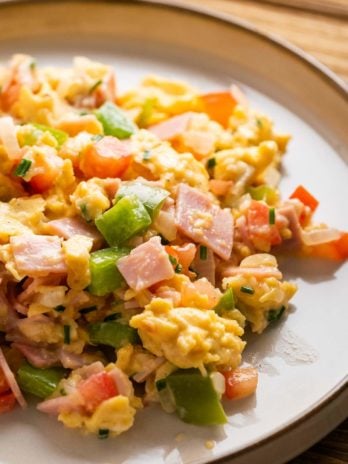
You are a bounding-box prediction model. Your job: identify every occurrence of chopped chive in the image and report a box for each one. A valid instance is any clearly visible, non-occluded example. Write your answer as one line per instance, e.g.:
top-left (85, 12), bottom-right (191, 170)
top-left (104, 313), bottom-right (121, 322)
top-left (79, 110), bottom-right (89, 116)
top-left (98, 428), bottom-right (109, 439)
top-left (80, 305), bottom-right (97, 315)
top-left (199, 245), bottom-right (208, 260)
top-left (91, 134), bottom-right (104, 142)
top-left (240, 285), bottom-right (255, 295)
top-left (269, 207), bottom-right (276, 225)
top-left (159, 234), bottom-right (170, 245)
top-left (207, 158), bottom-right (216, 169)
top-left (175, 263), bottom-right (183, 274)
top-left (63, 325), bottom-right (71, 344)
top-left (89, 79), bottom-right (102, 95)
top-left (29, 60), bottom-right (36, 70)
top-left (143, 149), bottom-right (151, 161)
top-left (14, 159), bottom-right (32, 177)
top-left (54, 305), bottom-right (65, 313)
top-left (168, 255), bottom-right (178, 266)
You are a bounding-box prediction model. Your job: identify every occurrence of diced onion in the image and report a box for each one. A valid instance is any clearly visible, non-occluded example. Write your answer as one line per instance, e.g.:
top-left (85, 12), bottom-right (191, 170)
top-left (0, 116), bottom-right (21, 159)
top-left (153, 210), bottom-right (177, 241)
top-left (210, 371), bottom-right (226, 398)
top-left (0, 347), bottom-right (27, 408)
top-left (302, 228), bottom-right (341, 246)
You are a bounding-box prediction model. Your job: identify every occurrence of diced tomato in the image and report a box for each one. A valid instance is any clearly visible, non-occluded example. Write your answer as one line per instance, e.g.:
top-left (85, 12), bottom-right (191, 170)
top-left (0, 392), bottom-right (16, 414)
top-left (165, 245), bottom-right (180, 266)
top-left (223, 368), bottom-right (258, 400)
top-left (0, 77), bottom-right (21, 112)
top-left (200, 91), bottom-right (237, 127)
top-left (247, 200), bottom-right (282, 246)
top-left (29, 152), bottom-right (64, 193)
top-left (78, 371), bottom-right (118, 413)
top-left (335, 232), bottom-right (348, 259)
top-left (307, 232), bottom-right (348, 261)
top-left (290, 185), bottom-right (319, 212)
top-left (0, 369), bottom-right (9, 395)
top-left (165, 244), bottom-right (196, 274)
top-left (80, 136), bottom-right (132, 179)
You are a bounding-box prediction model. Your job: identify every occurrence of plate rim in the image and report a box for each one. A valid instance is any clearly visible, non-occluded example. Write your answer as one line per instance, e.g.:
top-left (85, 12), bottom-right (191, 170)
top-left (0, 0), bottom-right (347, 462)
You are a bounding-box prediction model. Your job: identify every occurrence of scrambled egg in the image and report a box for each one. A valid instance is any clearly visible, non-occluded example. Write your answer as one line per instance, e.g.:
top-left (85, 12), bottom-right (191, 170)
top-left (62, 235), bottom-right (93, 290)
top-left (129, 130), bottom-right (209, 192)
top-left (0, 196), bottom-right (46, 243)
top-left (119, 75), bottom-right (201, 125)
top-left (130, 298), bottom-right (245, 370)
top-left (59, 396), bottom-right (137, 436)
top-left (223, 254), bottom-right (297, 333)
top-left (70, 178), bottom-right (113, 220)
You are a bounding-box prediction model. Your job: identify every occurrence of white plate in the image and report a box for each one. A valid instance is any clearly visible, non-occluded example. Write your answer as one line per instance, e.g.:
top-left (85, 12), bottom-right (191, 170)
top-left (0, 2), bottom-right (347, 463)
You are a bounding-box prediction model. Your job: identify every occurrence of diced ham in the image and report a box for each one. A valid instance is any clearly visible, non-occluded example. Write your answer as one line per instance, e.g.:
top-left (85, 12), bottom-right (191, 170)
top-left (0, 347), bottom-right (27, 408)
top-left (10, 235), bottom-right (67, 277)
top-left (45, 217), bottom-right (102, 247)
top-left (13, 343), bottom-right (59, 368)
top-left (117, 236), bottom-right (174, 291)
top-left (277, 204), bottom-right (303, 248)
top-left (148, 112), bottom-right (193, 141)
top-left (222, 265), bottom-right (282, 280)
top-left (175, 183), bottom-right (233, 260)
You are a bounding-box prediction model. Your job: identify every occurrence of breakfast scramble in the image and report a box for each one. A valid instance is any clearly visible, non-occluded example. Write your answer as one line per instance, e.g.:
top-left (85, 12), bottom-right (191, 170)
top-left (0, 55), bottom-right (346, 438)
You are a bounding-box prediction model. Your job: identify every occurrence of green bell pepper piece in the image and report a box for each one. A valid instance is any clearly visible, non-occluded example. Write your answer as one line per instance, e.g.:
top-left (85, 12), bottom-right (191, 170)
top-left (213, 288), bottom-right (235, 315)
top-left (88, 321), bottom-right (139, 349)
top-left (157, 369), bottom-right (227, 426)
top-left (116, 181), bottom-right (169, 219)
top-left (247, 185), bottom-right (278, 205)
top-left (17, 362), bottom-right (66, 399)
top-left (32, 123), bottom-right (68, 147)
top-left (95, 195), bottom-right (152, 246)
top-left (95, 102), bottom-right (135, 139)
top-left (89, 247), bottom-right (130, 296)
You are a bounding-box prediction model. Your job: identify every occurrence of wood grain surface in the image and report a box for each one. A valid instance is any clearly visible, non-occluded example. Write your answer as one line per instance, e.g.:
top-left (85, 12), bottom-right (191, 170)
top-left (183, 1), bottom-right (348, 463)
top-left (186, 0), bottom-right (348, 81)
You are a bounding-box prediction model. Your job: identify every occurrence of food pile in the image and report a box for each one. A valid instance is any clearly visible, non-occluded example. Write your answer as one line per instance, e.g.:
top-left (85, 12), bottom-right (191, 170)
top-left (0, 55), bottom-right (346, 437)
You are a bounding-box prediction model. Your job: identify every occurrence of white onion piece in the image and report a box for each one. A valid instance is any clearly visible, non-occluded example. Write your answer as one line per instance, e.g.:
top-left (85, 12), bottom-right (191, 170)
top-left (0, 347), bottom-right (27, 408)
top-left (302, 228), bottom-right (341, 246)
top-left (153, 210), bottom-right (177, 241)
top-left (230, 84), bottom-right (249, 107)
top-left (210, 371), bottom-right (226, 398)
top-left (0, 116), bottom-right (21, 159)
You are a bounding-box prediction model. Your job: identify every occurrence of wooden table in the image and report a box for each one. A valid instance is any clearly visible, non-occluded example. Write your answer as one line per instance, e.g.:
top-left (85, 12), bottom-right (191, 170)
top-left (184, 1), bottom-right (348, 463)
